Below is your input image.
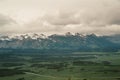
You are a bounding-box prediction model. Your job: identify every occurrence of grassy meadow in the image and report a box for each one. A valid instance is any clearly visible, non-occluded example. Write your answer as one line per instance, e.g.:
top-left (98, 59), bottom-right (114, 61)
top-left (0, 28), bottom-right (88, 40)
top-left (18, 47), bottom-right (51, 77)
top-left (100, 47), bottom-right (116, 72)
top-left (0, 51), bottom-right (120, 80)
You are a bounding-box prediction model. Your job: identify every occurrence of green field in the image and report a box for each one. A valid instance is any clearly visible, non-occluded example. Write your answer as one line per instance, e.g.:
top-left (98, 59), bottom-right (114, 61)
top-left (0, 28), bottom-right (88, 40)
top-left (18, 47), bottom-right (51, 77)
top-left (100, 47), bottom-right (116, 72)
top-left (0, 52), bottom-right (120, 80)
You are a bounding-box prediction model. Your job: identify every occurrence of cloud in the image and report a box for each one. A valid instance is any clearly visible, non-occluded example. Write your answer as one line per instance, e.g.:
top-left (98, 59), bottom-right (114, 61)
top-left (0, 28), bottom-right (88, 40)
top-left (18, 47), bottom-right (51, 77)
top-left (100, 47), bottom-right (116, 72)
top-left (42, 11), bottom-right (80, 26)
top-left (0, 14), bottom-right (23, 34)
top-left (25, 0), bottom-right (120, 35)
top-left (0, 0), bottom-right (120, 35)
top-left (0, 14), bottom-right (15, 27)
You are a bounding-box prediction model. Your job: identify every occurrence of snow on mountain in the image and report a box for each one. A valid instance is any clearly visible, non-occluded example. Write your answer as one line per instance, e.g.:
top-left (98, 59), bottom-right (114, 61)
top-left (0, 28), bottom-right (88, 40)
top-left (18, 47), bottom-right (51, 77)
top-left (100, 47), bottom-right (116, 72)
top-left (0, 33), bottom-right (47, 40)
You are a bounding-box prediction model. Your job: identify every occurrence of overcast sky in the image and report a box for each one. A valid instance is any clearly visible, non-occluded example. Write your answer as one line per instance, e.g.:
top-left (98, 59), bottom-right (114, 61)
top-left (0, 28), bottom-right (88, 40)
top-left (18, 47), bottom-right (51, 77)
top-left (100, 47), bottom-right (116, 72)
top-left (0, 0), bottom-right (120, 35)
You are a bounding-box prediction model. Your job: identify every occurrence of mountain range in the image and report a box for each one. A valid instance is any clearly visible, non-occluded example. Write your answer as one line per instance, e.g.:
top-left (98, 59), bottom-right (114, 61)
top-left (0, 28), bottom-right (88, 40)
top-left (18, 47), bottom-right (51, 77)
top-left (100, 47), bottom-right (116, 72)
top-left (0, 33), bottom-right (120, 52)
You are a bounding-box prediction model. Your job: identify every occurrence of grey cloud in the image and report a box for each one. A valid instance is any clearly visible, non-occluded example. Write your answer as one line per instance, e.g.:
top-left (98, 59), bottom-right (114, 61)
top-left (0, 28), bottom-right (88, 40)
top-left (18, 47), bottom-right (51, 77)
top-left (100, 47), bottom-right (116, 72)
top-left (0, 14), bottom-right (15, 27)
top-left (42, 12), bottom-right (80, 26)
top-left (27, 2), bottom-right (120, 35)
top-left (79, 5), bottom-right (120, 26)
top-left (36, 0), bottom-right (120, 27)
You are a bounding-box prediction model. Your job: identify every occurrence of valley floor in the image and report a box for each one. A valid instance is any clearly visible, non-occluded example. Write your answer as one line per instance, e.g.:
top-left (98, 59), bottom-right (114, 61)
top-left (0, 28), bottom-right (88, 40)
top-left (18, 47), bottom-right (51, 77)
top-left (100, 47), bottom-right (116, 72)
top-left (0, 51), bottom-right (120, 80)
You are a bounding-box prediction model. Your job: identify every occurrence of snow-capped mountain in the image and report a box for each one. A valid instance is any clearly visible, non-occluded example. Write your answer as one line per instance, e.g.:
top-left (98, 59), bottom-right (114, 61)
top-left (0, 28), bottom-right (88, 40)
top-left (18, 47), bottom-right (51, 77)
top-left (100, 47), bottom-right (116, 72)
top-left (0, 33), bottom-right (47, 40)
top-left (0, 33), bottom-right (119, 52)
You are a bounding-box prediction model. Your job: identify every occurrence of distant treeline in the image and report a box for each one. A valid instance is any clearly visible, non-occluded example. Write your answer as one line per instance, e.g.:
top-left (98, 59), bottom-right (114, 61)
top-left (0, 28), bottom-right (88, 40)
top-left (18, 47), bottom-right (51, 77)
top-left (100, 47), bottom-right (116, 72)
top-left (0, 48), bottom-right (119, 54)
